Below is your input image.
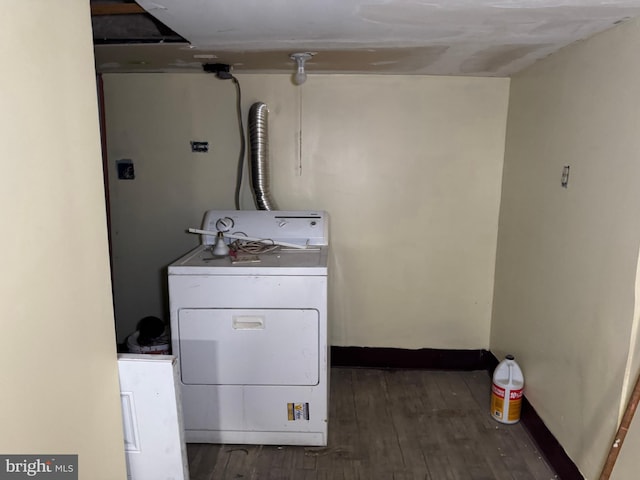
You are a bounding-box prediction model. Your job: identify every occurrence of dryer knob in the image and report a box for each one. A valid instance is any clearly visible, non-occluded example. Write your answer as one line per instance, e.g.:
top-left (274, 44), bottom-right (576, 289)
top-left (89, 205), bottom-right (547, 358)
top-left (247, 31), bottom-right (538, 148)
top-left (215, 217), bottom-right (234, 232)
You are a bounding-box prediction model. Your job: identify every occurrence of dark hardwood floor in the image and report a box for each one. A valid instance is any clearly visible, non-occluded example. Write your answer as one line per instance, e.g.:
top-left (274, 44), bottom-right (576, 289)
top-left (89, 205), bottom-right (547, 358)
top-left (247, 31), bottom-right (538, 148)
top-left (187, 368), bottom-right (557, 479)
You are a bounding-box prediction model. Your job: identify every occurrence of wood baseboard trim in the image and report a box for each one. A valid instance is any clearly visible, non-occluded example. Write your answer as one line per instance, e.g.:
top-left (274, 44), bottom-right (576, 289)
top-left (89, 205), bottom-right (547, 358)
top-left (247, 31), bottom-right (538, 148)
top-left (331, 346), bottom-right (583, 480)
top-left (519, 397), bottom-right (584, 480)
top-left (330, 346), bottom-right (493, 370)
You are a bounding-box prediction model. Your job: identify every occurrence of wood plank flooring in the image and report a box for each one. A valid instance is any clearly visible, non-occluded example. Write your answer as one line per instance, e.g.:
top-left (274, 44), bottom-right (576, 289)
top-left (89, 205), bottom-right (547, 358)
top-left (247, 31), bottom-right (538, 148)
top-left (187, 368), bottom-right (558, 480)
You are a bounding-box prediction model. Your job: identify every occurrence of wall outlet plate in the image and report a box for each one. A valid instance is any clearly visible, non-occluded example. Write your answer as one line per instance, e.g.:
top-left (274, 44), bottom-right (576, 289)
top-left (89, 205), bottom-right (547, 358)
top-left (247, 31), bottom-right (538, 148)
top-left (117, 159), bottom-right (135, 180)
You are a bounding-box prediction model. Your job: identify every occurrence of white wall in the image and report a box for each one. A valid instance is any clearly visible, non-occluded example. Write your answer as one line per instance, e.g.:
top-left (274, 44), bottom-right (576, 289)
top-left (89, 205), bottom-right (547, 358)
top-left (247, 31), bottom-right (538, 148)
top-left (103, 73), bottom-right (509, 348)
top-left (491, 17), bottom-right (640, 479)
top-left (0, 1), bottom-right (126, 479)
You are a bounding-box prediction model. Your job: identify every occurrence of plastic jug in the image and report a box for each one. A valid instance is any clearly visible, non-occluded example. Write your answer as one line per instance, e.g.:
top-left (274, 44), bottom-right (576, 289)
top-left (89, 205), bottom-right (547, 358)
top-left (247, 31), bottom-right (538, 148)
top-left (490, 354), bottom-right (524, 424)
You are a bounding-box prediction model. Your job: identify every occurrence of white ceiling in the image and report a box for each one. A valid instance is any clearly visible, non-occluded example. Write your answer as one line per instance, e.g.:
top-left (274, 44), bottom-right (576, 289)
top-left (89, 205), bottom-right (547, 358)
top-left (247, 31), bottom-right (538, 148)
top-left (94, 0), bottom-right (640, 77)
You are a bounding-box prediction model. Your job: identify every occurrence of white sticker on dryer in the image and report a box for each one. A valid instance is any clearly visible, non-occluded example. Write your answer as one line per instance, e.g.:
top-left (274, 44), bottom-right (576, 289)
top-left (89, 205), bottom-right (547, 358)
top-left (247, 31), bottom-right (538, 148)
top-left (287, 402), bottom-right (310, 421)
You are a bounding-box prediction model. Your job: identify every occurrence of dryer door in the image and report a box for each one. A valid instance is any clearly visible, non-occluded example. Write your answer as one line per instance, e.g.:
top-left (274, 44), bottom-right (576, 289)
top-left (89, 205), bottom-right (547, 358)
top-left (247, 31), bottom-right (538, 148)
top-left (178, 308), bottom-right (319, 386)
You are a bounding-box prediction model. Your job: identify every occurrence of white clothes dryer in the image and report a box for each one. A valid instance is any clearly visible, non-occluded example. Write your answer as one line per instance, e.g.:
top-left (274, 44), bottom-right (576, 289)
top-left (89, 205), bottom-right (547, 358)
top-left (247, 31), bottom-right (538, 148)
top-left (168, 210), bottom-right (329, 446)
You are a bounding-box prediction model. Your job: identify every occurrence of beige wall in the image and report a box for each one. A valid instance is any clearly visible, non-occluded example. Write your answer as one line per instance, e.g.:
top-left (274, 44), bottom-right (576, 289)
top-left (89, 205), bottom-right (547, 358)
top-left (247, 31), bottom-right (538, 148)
top-left (103, 73), bottom-right (509, 348)
top-left (492, 17), bottom-right (640, 479)
top-left (0, 2), bottom-right (126, 478)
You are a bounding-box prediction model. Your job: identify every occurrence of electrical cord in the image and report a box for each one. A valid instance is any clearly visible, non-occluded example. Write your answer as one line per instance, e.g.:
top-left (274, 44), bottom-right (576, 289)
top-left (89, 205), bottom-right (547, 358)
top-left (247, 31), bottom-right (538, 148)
top-left (231, 76), bottom-right (245, 210)
top-left (210, 66), bottom-right (245, 210)
top-left (230, 237), bottom-right (279, 255)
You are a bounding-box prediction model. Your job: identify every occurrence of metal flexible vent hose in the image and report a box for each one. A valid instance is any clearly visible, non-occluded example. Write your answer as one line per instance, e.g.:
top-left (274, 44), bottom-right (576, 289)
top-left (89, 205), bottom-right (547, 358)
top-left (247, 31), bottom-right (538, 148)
top-left (248, 102), bottom-right (278, 211)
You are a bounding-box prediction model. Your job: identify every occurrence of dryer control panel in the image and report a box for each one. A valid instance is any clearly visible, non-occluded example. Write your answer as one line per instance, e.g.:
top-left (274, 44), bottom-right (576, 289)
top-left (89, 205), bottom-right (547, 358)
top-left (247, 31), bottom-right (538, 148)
top-left (200, 210), bottom-right (328, 246)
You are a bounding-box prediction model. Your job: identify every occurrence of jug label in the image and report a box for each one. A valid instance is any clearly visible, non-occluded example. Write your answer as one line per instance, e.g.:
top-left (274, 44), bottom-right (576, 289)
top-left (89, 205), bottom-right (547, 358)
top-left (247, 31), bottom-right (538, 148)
top-left (491, 384), bottom-right (506, 419)
top-left (492, 383), bottom-right (505, 398)
top-left (507, 388), bottom-right (523, 422)
top-left (491, 384), bottom-right (523, 423)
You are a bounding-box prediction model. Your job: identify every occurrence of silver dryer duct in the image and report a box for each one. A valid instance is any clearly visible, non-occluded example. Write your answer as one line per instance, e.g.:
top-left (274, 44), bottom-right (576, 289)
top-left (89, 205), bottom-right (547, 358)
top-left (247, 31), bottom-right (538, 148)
top-left (248, 102), bottom-right (278, 211)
